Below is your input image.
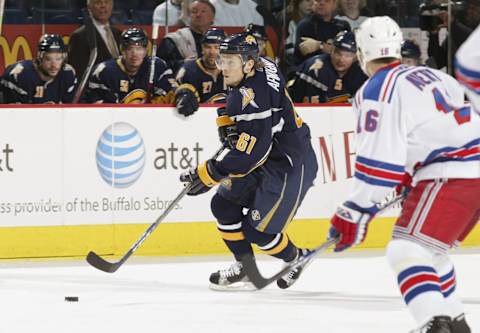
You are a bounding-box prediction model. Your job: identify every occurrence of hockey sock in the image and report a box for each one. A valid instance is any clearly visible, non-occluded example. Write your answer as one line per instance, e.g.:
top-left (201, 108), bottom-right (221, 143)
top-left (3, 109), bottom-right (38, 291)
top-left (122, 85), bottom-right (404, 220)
top-left (433, 253), bottom-right (465, 319)
top-left (216, 220), bottom-right (253, 261)
top-left (211, 194), bottom-right (253, 261)
top-left (242, 221), bottom-right (297, 262)
top-left (386, 239), bottom-right (450, 325)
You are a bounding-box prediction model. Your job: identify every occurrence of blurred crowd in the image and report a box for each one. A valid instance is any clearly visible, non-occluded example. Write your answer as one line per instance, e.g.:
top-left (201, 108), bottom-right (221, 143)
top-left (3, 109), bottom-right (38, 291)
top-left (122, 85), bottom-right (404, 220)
top-left (0, 0), bottom-right (479, 106)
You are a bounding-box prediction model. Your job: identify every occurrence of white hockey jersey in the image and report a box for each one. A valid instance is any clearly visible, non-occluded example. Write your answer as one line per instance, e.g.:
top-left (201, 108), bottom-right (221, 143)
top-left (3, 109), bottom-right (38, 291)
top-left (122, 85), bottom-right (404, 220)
top-left (455, 24), bottom-right (480, 115)
top-left (345, 62), bottom-right (480, 213)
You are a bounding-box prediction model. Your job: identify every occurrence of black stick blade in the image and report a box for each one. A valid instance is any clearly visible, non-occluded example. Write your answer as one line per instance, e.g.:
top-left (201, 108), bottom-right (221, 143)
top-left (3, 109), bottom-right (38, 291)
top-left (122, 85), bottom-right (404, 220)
top-left (86, 251), bottom-right (121, 273)
top-left (240, 254), bottom-right (292, 290)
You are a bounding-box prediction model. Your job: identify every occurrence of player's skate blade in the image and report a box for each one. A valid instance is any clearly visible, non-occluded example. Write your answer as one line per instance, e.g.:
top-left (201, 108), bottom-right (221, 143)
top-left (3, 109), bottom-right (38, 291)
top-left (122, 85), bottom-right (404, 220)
top-left (209, 280), bottom-right (256, 291)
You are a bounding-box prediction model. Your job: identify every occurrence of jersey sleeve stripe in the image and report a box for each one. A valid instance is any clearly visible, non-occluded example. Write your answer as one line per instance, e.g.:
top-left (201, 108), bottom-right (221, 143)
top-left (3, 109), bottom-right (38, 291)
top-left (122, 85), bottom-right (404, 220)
top-left (231, 108), bottom-right (282, 122)
top-left (355, 163), bottom-right (405, 181)
top-left (421, 138), bottom-right (480, 166)
top-left (455, 71), bottom-right (480, 93)
top-left (454, 58), bottom-right (480, 80)
top-left (354, 172), bottom-right (400, 187)
top-left (356, 156), bottom-right (405, 173)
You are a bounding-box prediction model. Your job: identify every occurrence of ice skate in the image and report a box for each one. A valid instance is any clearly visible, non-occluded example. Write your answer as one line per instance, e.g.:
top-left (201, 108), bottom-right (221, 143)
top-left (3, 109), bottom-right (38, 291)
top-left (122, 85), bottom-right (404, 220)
top-left (277, 248), bottom-right (311, 289)
top-left (411, 316), bottom-right (453, 333)
top-left (209, 261), bottom-right (256, 291)
top-left (451, 314), bottom-right (470, 333)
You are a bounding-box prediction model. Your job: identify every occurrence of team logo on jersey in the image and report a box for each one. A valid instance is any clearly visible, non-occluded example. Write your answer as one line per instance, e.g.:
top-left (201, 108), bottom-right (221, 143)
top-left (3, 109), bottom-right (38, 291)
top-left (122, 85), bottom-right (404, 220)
top-left (176, 67), bottom-right (186, 81)
top-left (240, 87), bottom-right (259, 109)
top-left (251, 209), bottom-right (261, 221)
top-left (92, 62), bottom-right (106, 78)
top-left (122, 89), bottom-right (147, 104)
top-left (308, 58), bottom-right (323, 76)
top-left (220, 178), bottom-right (232, 191)
top-left (10, 63), bottom-right (24, 80)
top-left (245, 35), bottom-right (257, 45)
top-left (95, 122), bottom-right (146, 188)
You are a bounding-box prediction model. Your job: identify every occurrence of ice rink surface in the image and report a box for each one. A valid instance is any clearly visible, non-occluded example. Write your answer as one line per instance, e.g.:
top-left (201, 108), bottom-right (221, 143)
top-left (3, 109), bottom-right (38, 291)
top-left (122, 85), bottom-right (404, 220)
top-left (1, 251), bottom-right (479, 333)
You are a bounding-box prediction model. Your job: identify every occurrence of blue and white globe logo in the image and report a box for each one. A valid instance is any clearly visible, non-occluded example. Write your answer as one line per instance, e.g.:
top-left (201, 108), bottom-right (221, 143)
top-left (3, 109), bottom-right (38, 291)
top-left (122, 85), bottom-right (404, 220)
top-left (96, 122), bottom-right (146, 188)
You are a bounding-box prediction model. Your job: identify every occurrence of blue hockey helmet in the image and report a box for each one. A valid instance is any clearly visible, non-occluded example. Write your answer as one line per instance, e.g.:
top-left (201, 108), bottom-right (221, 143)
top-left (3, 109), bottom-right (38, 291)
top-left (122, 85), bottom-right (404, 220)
top-left (219, 33), bottom-right (259, 59)
top-left (202, 28), bottom-right (226, 44)
top-left (333, 31), bottom-right (357, 53)
top-left (120, 27), bottom-right (148, 50)
top-left (244, 23), bottom-right (267, 41)
top-left (38, 34), bottom-right (66, 55)
top-left (401, 39), bottom-right (421, 59)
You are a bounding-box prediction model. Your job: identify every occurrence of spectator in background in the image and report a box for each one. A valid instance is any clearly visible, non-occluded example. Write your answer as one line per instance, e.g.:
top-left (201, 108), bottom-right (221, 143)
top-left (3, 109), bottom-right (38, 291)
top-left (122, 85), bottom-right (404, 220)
top-left (424, 0), bottom-right (480, 72)
top-left (0, 34), bottom-right (77, 104)
top-left (336, 0), bottom-right (371, 30)
top-left (82, 28), bottom-right (175, 104)
top-left (174, 28), bottom-right (226, 117)
top-left (283, 0), bottom-right (313, 63)
top-left (288, 31), bottom-right (367, 103)
top-left (152, 0), bottom-right (183, 27)
top-left (158, 0), bottom-right (215, 73)
top-left (68, 0), bottom-right (121, 80)
top-left (401, 39), bottom-right (422, 66)
top-left (210, 0), bottom-right (263, 26)
top-left (294, 0), bottom-right (350, 65)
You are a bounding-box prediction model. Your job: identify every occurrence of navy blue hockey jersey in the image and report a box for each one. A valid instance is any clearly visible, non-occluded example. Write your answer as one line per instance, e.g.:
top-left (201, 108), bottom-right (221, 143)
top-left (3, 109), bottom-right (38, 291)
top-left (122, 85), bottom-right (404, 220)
top-left (0, 60), bottom-right (77, 104)
top-left (176, 58), bottom-right (226, 103)
top-left (288, 54), bottom-right (367, 103)
top-left (216, 57), bottom-right (313, 177)
top-left (82, 56), bottom-right (175, 104)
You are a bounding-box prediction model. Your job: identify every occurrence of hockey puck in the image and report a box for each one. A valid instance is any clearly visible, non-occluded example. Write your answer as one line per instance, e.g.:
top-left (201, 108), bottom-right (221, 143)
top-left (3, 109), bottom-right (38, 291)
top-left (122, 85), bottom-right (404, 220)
top-left (64, 296), bottom-right (79, 302)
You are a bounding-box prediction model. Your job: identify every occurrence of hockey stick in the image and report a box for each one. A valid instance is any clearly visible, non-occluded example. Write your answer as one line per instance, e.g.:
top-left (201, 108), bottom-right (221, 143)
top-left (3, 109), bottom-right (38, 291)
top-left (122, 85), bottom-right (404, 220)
top-left (86, 145), bottom-right (226, 273)
top-left (72, 13), bottom-right (98, 103)
top-left (146, 23), bottom-right (159, 103)
top-left (241, 193), bottom-right (405, 289)
top-left (0, 0), bottom-right (5, 36)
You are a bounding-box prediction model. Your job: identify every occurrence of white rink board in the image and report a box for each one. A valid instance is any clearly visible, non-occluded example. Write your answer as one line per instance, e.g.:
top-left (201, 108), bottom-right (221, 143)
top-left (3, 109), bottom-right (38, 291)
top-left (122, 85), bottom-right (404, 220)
top-left (0, 105), bottom-right (394, 227)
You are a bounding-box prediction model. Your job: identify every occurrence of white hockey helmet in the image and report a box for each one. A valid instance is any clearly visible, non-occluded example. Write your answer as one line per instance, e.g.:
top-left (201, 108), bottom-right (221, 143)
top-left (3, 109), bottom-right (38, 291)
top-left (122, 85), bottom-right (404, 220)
top-left (355, 16), bottom-right (403, 74)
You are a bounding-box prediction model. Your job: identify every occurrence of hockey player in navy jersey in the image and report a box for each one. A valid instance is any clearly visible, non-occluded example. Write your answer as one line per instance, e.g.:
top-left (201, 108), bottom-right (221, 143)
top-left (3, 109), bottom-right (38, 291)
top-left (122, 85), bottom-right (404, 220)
top-left (179, 33), bottom-right (319, 290)
top-left (401, 39), bottom-right (422, 67)
top-left (0, 34), bottom-right (77, 104)
top-left (288, 31), bottom-right (367, 103)
top-left (82, 28), bottom-right (175, 104)
top-left (327, 17), bottom-right (479, 333)
top-left (175, 28), bottom-right (227, 117)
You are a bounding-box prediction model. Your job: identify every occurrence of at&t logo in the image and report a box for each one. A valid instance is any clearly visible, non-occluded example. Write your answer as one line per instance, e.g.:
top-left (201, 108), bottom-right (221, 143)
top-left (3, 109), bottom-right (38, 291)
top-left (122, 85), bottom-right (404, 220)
top-left (96, 122), bottom-right (146, 188)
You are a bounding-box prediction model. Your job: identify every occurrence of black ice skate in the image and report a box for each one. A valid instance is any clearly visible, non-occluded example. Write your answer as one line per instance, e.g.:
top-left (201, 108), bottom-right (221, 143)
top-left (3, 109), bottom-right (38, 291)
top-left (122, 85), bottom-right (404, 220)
top-left (277, 248), bottom-right (311, 289)
top-left (411, 316), bottom-right (453, 333)
top-left (451, 314), bottom-right (471, 333)
top-left (209, 261), bottom-right (255, 291)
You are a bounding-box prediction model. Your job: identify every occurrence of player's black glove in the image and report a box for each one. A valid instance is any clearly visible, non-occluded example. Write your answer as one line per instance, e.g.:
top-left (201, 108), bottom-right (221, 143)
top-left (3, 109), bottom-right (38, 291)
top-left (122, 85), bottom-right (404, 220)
top-left (179, 160), bottom-right (225, 196)
top-left (216, 107), bottom-right (239, 149)
top-left (175, 87), bottom-right (199, 117)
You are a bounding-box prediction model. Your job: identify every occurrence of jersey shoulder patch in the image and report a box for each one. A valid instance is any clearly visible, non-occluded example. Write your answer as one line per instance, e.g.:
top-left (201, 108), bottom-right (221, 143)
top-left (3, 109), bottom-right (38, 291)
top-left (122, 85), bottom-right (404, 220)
top-left (239, 86), bottom-right (259, 110)
top-left (92, 62), bottom-right (107, 79)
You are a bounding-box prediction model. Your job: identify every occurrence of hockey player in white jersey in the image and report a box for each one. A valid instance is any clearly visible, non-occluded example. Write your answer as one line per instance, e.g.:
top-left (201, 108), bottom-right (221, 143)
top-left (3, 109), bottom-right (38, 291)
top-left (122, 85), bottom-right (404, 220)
top-left (455, 24), bottom-right (480, 115)
top-left (327, 16), bottom-right (480, 333)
